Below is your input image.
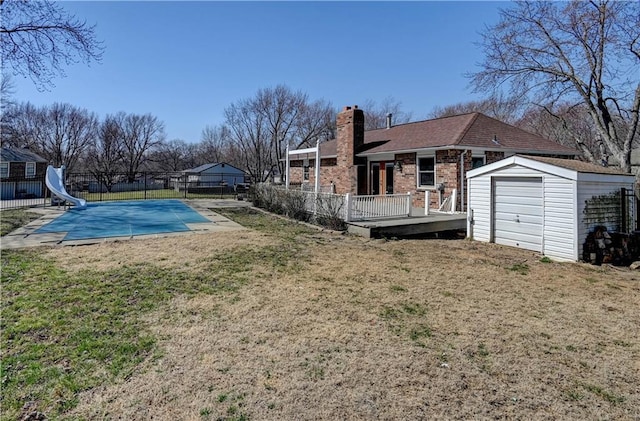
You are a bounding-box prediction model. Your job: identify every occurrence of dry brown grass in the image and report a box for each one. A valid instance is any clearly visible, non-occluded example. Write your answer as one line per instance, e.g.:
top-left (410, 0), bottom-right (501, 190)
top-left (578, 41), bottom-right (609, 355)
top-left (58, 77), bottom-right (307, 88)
top-left (46, 211), bottom-right (640, 421)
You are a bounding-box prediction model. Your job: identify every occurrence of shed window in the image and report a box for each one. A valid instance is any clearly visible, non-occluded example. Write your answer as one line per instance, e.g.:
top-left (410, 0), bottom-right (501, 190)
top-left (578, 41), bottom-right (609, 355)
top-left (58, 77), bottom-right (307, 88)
top-left (0, 162), bottom-right (8, 178)
top-left (25, 162), bottom-right (36, 178)
top-left (418, 157), bottom-right (435, 187)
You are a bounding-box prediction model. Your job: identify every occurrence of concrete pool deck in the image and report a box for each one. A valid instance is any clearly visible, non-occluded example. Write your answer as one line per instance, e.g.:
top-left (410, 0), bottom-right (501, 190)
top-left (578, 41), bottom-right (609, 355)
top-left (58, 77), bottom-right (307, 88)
top-left (0, 199), bottom-right (251, 249)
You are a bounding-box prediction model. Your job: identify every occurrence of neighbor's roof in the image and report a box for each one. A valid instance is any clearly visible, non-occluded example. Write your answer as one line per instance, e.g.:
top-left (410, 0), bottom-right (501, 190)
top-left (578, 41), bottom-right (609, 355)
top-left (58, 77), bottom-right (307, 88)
top-left (520, 155), bottom-right (631, 175)
top-left (0, 147), bottom-right (48, 163)
top-left (183, 162), bottom-right (246, 173)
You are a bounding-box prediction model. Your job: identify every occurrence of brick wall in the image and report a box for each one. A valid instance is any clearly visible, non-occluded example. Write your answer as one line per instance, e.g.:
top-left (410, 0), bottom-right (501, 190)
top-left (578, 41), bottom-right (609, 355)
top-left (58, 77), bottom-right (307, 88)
top-left (389, 150), bottom-right (506, 209)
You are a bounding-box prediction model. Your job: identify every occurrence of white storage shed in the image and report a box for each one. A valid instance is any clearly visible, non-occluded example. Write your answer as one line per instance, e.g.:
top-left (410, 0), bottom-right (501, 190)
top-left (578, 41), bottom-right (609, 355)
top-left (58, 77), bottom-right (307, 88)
top-left (466, 155), bottom-right (637, 262)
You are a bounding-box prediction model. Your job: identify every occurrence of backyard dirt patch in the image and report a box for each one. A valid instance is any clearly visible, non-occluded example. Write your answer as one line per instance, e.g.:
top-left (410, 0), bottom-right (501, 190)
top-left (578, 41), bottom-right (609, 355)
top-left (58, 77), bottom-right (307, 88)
top-left (45, 210), bottom-right (640, 420)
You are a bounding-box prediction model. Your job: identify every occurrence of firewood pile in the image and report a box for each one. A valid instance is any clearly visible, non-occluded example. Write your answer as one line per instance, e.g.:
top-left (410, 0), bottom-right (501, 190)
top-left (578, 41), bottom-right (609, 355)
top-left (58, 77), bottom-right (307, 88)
top-left (582, 225), bottom-right (640, 266)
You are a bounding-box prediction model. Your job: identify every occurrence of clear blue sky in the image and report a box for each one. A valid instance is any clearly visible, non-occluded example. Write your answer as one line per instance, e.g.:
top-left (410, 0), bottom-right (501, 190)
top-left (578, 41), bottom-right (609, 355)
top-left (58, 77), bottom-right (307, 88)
top-left (11, 1), bottom-right (506, 143)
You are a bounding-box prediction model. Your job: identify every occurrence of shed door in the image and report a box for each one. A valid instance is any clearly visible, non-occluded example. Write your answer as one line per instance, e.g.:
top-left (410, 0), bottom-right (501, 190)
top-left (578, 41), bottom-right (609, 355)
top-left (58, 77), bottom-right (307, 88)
top-left (492, 177), bottom-right (543, 252)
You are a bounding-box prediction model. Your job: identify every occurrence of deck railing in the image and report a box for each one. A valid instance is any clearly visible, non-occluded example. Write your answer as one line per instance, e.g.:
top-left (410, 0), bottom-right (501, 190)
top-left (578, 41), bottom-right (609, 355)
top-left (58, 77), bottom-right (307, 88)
top-left (282, 185), bottom-right (412, 222)
top-left (346, 193), bottom-right (412, 222)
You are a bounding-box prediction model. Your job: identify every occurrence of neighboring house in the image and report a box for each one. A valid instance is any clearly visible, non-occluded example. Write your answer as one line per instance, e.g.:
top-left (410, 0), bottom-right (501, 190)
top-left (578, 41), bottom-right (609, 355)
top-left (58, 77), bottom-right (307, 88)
top-left (467, 155), bottom-right (636, 262)
top-left (176, 162), bottom-right (248, 189)
top-left (287, 106), bottom-right (577, 208)
top-left (0, 146), bottom-right (48, 200)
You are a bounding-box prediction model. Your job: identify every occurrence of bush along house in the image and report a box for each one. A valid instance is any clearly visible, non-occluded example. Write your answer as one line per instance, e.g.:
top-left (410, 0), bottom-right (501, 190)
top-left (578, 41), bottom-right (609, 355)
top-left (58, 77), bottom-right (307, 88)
top-left (286, 106), bottom-right (577, 210)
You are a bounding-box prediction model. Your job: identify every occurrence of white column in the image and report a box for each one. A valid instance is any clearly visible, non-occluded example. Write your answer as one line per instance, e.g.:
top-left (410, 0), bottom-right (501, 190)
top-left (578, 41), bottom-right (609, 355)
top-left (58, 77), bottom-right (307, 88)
top-left (314, 139), bottom-right (321, 195)
top-left (424, 191), bottom-right (430, 216)
top-left (285, 144), bottom-right (290, 190)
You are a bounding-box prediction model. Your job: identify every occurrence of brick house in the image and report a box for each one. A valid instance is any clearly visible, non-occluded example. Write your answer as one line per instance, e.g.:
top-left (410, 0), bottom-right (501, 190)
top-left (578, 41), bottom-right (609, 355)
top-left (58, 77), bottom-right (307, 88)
top-left (0, 146), bottom-right (48, 199)
top-left (287, 106), bottom-right (577, 209)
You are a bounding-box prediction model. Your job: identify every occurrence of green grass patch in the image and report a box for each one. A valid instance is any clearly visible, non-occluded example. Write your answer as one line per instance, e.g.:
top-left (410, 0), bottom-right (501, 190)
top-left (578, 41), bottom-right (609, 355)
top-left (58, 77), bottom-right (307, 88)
top-left (581, 383), bottom-right (626, 404)
top-left (507, 262), bottom-right (530, 275)
top-left (0, 238), bottom-right (302, 420)
top-left (217, 207), bottom-right (317, 240)
top-left (1, 208), bottom-right (41, 236)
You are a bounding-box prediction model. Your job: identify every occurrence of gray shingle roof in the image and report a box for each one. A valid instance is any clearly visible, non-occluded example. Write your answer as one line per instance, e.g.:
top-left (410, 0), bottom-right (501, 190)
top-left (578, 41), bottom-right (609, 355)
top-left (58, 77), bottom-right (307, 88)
top-left (310, 113), bottom-right (577, 159)
top-left (0, 147), bottom-right (48, 163)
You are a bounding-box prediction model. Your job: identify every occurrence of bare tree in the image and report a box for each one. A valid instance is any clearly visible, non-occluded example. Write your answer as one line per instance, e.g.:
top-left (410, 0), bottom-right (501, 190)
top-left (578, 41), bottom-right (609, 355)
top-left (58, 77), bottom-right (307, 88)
top-left (471, 0), bottom-right (639, 172)
top-left (2, 101), bottom-right (98, 171)
top-left (86, 114), bottom-right (125, 191)
top-left (149, 139), bottom-right (197, 172)
top-left (517, 103), bottom-right (602, 163)
top-left (362, 97), bottom-right (413, 130)
top-left (225, 98), bottom-right (270, 182)
top-left (0, 0), bottom-right (103, 89)
top-left (428, 94), bottom-right (526, 124)
top-left (224, 85), bottom-right (334, 182)
top-left (199, 125), bottom-right (232, 165)
top-left (119, 113), bottom-right (165, 182)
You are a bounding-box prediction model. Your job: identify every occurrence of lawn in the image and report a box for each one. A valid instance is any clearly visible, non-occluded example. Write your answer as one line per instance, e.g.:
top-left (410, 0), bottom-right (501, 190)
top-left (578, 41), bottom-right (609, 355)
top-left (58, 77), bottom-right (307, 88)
top-left (0, 208), bottom-right (42, 236)
top-left (1, 207), bottom-right (639, 420)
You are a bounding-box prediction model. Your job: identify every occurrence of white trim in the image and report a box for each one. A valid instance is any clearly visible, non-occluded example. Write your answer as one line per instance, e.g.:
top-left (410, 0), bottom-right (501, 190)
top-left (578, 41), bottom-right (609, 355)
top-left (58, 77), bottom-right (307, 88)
top-left (25, 162), bottom-right (36, 178)
top-left (416, 155), bottom-right (436, 189)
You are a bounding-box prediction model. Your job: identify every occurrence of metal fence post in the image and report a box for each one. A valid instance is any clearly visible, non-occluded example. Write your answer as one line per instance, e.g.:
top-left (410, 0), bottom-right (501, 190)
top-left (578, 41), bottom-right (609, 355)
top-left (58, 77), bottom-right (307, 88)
top-left (144, 172), bottom-right (148, 200)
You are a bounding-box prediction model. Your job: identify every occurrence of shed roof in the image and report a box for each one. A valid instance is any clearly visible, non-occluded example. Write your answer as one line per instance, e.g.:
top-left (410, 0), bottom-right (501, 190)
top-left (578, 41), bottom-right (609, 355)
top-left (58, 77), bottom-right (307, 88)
top-left (467, 154), bottom-right (635, 181)
top-left (520, 155), bottom-right (629, 175)
top-left (0, 147), bottom-right (48, 163)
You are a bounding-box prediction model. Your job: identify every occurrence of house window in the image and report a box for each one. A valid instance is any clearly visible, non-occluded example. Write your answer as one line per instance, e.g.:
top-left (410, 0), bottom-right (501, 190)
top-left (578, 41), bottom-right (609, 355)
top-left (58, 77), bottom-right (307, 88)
top-left (25, 162), bottom-right (36, 178)
top-left (0, 162), bottom-right (8, 178)
top-left (417, 156), bottom-right (435, 188)
top-left (303, 165), bottom-right (310, 181)
top-left (471, 155), bottom-right (486, 169)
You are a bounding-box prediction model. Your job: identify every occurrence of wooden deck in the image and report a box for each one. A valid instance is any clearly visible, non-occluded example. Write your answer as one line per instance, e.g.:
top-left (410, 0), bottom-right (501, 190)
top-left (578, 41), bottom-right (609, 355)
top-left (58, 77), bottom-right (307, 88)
top-left (347, 212), bottom-right (467, 238)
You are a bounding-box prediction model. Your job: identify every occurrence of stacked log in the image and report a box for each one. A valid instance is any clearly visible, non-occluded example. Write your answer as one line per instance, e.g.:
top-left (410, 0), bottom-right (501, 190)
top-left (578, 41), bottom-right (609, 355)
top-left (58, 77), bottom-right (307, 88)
top-left (582, 225), bottom-right (639, 266)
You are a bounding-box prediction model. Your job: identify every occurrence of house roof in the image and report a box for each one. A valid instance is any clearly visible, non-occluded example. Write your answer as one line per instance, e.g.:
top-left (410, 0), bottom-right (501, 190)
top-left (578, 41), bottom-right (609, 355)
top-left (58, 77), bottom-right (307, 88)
top-left (0, 147), bottom-right (48, 163)
top-left (306, 113), bottom-right (577, 160)
top-left (360, 113), bottom-right (576, 156)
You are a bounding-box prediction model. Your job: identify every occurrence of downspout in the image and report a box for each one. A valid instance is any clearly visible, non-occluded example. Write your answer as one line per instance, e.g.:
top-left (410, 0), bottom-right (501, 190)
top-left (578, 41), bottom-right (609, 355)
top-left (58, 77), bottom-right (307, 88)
top-left (460, 150), bottom-right (467, 212)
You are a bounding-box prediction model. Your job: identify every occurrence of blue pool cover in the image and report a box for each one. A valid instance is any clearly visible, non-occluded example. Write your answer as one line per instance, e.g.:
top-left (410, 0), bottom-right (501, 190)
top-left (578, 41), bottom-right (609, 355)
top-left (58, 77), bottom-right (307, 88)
top-left (35, 200), bottom-right (210, 241)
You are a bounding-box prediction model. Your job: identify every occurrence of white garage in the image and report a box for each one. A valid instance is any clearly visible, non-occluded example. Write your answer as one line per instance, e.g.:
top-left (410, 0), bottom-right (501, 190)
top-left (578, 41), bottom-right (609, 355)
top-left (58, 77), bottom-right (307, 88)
top-left (466, 155), bottom-right (637, 262)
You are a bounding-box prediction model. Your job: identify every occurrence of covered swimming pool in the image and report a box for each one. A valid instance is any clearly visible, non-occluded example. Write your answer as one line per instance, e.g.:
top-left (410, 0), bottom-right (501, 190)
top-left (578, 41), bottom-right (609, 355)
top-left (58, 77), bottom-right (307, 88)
top-left (35, 199), bottom-right (211, 241)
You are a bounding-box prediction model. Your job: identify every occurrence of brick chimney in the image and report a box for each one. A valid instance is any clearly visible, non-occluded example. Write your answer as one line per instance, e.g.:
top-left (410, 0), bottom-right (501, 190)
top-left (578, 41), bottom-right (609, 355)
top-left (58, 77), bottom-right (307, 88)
top-left (335, 105), bottom-right (365, 193)
top-left (336, 105), bottom-right (364, 168)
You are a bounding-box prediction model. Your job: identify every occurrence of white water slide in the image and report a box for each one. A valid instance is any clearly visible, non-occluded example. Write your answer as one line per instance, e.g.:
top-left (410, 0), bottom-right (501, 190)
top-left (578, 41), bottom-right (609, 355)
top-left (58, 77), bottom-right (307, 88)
top-left (45, 165), bottom-right (87, 209)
